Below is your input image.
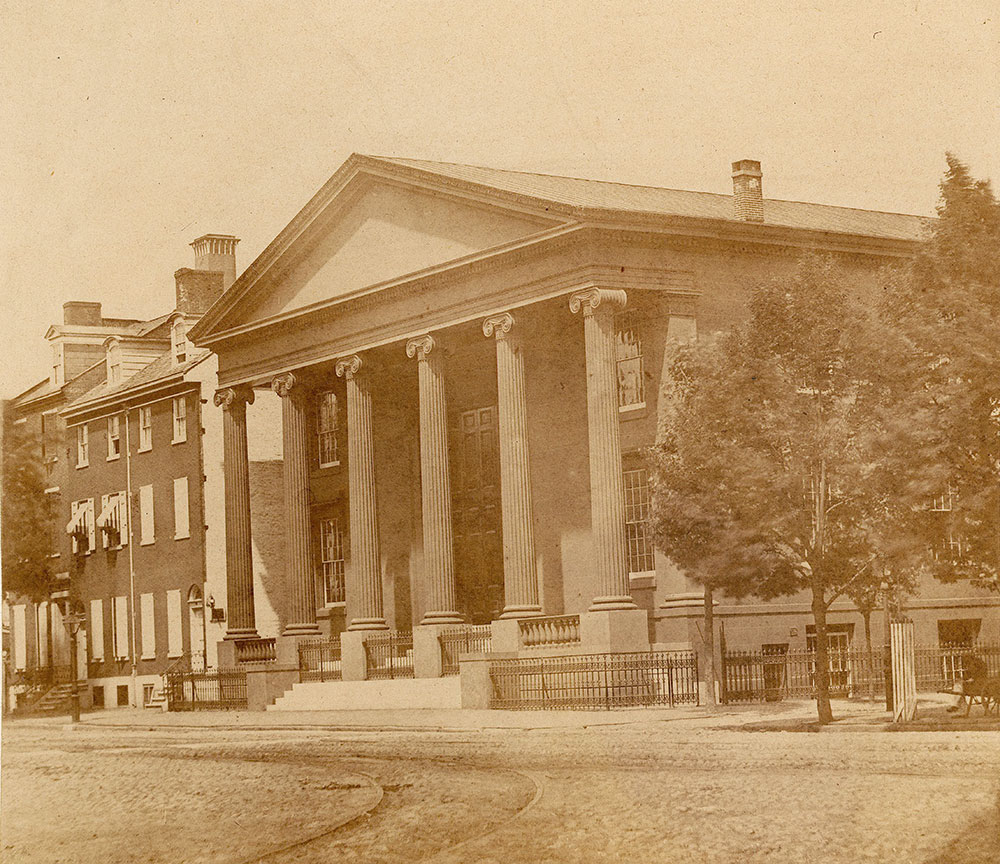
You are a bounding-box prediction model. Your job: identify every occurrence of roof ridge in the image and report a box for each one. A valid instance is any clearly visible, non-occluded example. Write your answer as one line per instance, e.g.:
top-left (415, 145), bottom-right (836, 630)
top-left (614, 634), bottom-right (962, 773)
top-left (365, 155), bottom-right (931, 220)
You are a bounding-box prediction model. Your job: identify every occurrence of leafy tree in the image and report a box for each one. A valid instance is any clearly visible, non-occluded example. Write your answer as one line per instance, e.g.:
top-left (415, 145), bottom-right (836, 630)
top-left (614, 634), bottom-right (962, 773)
top-left (2, 409), bottom-right (54, 603)
top-left (882, 154), bottom-right (1000, 592)
top-left (652, 256), bottom-right (913, 723)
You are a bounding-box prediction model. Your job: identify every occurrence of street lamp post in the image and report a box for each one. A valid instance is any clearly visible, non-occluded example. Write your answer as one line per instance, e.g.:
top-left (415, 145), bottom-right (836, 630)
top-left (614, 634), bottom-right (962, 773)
top-left (61, 605), bottom-right (86, 723)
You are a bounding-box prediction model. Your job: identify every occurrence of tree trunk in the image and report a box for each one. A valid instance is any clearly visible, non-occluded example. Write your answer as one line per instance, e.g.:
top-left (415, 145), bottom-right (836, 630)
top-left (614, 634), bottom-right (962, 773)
top-left (702, 585), bottom-right (717, 708)
top-left (811, 583), bottom-right (834, 724)
top-left (862, 608), bottom-right (874, 703)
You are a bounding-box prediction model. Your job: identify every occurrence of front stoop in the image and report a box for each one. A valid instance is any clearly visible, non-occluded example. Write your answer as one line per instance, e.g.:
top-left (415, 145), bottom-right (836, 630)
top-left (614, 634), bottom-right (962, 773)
top-left (268, 676), bottom-right (462, 711)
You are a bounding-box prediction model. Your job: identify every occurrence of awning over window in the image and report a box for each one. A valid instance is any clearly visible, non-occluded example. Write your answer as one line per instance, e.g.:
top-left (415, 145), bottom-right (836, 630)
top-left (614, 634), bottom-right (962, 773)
top-left (96, 496), bottom-right (118, 530)
top-left (65, 506), bottom-right (87, 535)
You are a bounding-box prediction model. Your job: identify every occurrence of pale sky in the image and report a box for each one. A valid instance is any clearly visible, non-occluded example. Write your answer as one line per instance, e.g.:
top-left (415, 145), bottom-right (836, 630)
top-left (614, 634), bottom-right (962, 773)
top-left (2, 0), bottom-right (998, 398)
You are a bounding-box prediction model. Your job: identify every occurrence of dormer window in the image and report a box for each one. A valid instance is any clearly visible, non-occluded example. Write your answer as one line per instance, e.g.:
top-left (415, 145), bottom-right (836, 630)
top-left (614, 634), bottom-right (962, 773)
top-left (107, 340), bottom-right (122, 384)
top-left (172, 319), bottom-right (187, 365)
top-left (51, 343), bottom-right (65, 387)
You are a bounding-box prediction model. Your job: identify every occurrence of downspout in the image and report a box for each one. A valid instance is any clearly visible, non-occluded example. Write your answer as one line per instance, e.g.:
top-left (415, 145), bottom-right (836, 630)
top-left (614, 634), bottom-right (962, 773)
top-left (124, 409), bottom-right (139, 707)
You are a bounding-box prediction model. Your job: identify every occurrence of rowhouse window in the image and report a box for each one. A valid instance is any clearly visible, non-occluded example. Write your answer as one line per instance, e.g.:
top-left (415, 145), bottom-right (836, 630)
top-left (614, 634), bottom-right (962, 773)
top-left (173, 477), bottom-right (190, 539)
top-left (139, 484), bottom-right (154, 545)
top-left (318, 516), bottom-right (346, 605)
top-left (316, 392), bottom-right (339, 467)
top-left (172, 319), bottom-right (187, 364)
top-left (623, 467), bottom-right (655, 573)
top-left (90, 598), bottom-right (105, 661)
top-left (68, 498), bottom-right (96, 554)
top-left (107, 416), bottom-right (121, 459)
top-left (172, 396), bottom-right (187, 443)
top-left (615, 312), bottom-right (644, 409)
top-left (140, 593), bottom-right (156, 659)
top-left (138, 406), bottom-right (152, 451)
top-left (113, 595), bottom-right (129, 660)
top-left (77, 424), bottom-right (89, 467)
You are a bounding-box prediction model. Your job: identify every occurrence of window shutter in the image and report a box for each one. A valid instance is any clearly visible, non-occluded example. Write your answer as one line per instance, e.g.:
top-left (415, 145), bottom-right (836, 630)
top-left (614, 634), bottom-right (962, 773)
top-left (70, 501), bottom-right (80, 554)
top-left (140, 593), bottom-right (155, 658)
top-left (173, 477), bottom-right (190, 539)
top-left (86, 498), bottom-right (96, 552)
top-left (139, 485), bottom-right (154, 544)
top-left (166, 590), bottom-right (183, 657)
top-left (13, 605), bottom-right (26, 670)
top-left (90, 599), bottom-right (105, 660)
top-left (114, 595), bottom-right (129, 660)
top-left (118, 491), bottom-right (129, 546)
top-left (36, 602), bottom-right (48, 667)
top-left (100, 493), bottom-right (110, 548)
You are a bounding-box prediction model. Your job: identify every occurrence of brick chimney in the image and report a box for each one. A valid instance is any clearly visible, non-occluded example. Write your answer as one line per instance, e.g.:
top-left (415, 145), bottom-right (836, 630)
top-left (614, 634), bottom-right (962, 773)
top-left (190, 234), bottom-right (239, 290)
top-left (731, 159), bottom-right (764, 222)
top-left (174, 268), bottom-right (225, 315)
top-left (63, 301), bottom-right (103, 326)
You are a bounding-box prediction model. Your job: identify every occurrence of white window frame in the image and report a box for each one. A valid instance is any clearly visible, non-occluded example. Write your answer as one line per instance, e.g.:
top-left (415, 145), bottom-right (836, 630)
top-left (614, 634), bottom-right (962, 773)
top-left (318, 516), bottom-right (346, 605)
top-left (173, 476), bottom-right (190, 540)
top-left (138, 406), bottom-right (152, 452)
top-left (172, 396), bottom-right (187, 444)
top-left (623, 467), bottom-right (655, 574)
top-left (76, 424), bottom-right (89, 467)
top-left (140, 593), bottom-right (156, 659)
top-left (139, 484), bottom-right (154, 545)
top-left (90, 598), bottom-right (105, 661)
top-left (615, 311), bottom-right (645, 411)
top-left (316, 392), bottom-right (340, 468)
top-left (107, 415), bottom-right (121, 460)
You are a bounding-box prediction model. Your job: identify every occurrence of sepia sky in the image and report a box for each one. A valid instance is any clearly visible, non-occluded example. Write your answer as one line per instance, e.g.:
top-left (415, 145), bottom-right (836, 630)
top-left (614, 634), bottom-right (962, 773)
top-left (2, 0), bottom-right (998, 398)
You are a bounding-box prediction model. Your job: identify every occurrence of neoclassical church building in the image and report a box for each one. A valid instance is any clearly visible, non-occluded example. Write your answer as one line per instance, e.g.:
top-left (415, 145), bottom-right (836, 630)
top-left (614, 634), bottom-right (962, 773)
top-left (188, 154), bottom-right (996, 697)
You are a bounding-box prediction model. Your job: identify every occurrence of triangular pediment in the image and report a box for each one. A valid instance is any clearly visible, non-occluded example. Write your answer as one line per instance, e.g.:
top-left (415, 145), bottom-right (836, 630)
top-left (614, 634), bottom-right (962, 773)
top-left (225, 174), bottom-right (565, 328)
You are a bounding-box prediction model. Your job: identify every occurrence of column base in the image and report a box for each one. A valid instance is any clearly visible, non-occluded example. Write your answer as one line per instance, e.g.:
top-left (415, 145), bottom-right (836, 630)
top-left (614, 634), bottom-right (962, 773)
top-left (281, 622), bottom-right (322, 638)
top-left (223, 628), bottom-right (260, 641)
top-left (339, 630), bottom-right (369, 681)
top-left (419, 611), bottom-right (464, 626)
top-left (579, 608), bottom-right (650, 653)
top-left (498, 605), bottom-right (542, 619)
top-left (588, 595), bottom-right (638, 612)
top-left (347, 617), bottom-right (390, 632)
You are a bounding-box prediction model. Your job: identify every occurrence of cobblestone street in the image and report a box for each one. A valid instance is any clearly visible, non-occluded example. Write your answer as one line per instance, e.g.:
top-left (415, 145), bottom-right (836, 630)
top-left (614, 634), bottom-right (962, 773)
top-left (3, 708), bottom-right (998, 863)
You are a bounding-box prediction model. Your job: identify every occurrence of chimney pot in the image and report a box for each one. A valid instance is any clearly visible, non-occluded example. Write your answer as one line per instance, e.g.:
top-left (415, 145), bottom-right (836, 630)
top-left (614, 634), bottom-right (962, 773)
top-left (189, 234), bottom-right (239, 291)
top-left (731, 159), bottom-right (764, 222)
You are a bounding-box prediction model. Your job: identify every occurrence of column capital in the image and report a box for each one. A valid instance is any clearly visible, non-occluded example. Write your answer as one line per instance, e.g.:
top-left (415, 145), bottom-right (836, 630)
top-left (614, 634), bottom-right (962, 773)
top-left (405, 333), bottom-right (436, 360)
top-left (213, 386), bottom-right (255, 411)
top-left (569, 288), bottom-right (627, 317)
top-left (483, 312), bottom-right (515, 340)
top-left (271, 371), bottom-right (299, 399)
top-left (335, 354), bottom-right (363, 380)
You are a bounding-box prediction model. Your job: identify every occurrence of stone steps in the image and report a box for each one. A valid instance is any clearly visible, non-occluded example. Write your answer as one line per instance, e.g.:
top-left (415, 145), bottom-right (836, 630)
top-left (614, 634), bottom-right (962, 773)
top-left (269, 676), bottom-right (462, 711)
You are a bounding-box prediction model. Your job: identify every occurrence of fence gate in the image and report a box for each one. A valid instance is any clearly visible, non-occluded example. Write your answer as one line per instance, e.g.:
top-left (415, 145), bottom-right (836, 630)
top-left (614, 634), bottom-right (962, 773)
top-left (890, 620), bottom-right (916, 722)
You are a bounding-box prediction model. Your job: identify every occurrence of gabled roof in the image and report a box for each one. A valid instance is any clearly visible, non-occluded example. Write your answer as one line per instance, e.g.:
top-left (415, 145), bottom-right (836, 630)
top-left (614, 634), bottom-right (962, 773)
top-left (45, 312), bottom-right (173, 342)
top-left (190, 153), bottom-right (932, 343)
top-left (62, 349), bottom-right (211, 418)
top-left (374, 157), bottom-right (931, 242)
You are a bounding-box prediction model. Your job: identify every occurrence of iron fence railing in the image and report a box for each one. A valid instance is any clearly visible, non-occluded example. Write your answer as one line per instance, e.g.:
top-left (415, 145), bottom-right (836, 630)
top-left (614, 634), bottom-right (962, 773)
top-left (719, 643), bottom-right (1000, 704)
top-left (490, 651), bottom-right (699, 710)
top-left (298, 639), bottom-right (343, 682)
top-left (440, 625), bottom-right (493, 676)
top-left (165, 666), bottom-right (247, 711)
top-left (365, 630), bottom-right (414, 679)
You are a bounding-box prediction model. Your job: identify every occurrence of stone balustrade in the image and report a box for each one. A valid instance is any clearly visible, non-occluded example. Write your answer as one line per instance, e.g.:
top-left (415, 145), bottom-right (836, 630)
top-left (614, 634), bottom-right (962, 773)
top-left (519, 614), bottom-right (581, 648)
top-left (234, 637), bottom-right (277, 664)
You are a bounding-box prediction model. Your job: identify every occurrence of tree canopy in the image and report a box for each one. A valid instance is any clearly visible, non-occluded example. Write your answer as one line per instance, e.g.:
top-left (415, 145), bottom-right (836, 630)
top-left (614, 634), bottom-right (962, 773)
top-left (2, 410), bottom-right (54, 602)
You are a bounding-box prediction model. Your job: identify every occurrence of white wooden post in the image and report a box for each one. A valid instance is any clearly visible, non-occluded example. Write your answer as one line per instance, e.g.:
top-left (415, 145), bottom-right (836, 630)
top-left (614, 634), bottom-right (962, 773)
top-left (891, 620), bottom-right (916, 723)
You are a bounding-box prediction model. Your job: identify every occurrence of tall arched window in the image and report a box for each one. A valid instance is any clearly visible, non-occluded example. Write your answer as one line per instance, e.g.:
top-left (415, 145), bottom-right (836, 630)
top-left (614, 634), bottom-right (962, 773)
top-left (316, 391), bottom-right (339, 467)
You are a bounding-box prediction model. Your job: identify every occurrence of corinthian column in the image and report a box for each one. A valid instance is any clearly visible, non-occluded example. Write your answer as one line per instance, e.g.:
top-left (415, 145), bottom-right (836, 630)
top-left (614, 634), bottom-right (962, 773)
top-left (483, 312), bottom-right (541, 619)
top-left (336, 354), bottom-right (388, 631)
top-left (406, 334), bottom-right (462, 625)
top-left (570, 288), bottom-right (636, 611)
top-left (272, 372), bottom-right (321, 636)
top-left (214, 386), bottom-right (258, 640)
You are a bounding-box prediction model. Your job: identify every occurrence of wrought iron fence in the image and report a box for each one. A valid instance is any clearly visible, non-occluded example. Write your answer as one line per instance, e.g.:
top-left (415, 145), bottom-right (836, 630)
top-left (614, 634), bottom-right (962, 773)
top-left (298, 639), bottom-right (343, 682)
top-left (440, 625), bottom-right (493, 676)
top-left (719, 643), bottom-right (1000, 704)
top-left (490, 651), bottom-right (699, 710)
top-left (365, 630), bottom-right (414, 679)
top-left (165, 666), bottom-right (248, 711)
